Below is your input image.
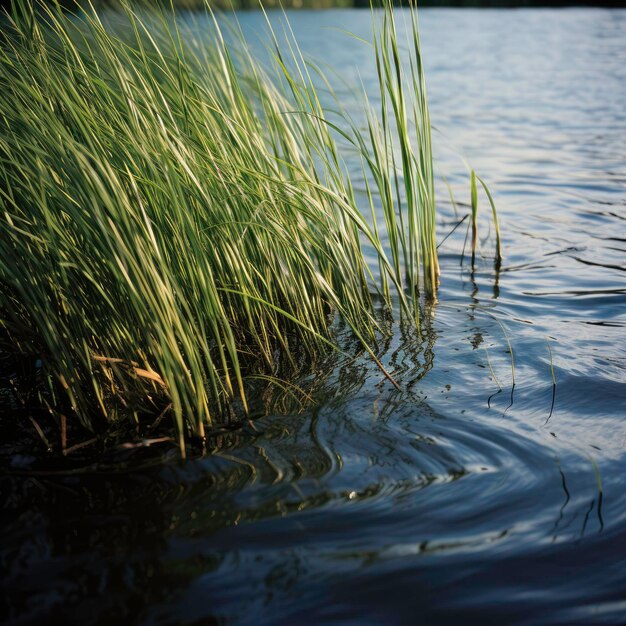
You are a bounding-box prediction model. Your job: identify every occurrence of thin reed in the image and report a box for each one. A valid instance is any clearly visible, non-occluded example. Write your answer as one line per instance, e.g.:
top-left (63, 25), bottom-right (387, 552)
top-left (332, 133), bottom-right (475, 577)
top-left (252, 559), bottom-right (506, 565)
top-left (0, 0), bottom-right (498, 454)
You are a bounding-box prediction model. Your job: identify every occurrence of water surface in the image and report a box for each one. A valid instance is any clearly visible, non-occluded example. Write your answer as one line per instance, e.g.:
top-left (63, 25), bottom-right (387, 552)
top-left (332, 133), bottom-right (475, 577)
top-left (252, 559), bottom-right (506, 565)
top-left (3, 8), bottom-right (626, 625)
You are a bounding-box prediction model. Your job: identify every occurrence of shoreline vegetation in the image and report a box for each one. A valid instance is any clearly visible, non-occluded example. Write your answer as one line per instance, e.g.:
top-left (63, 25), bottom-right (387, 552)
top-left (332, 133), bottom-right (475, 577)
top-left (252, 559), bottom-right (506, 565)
top-left (0, 0), bottom-right (499, 459)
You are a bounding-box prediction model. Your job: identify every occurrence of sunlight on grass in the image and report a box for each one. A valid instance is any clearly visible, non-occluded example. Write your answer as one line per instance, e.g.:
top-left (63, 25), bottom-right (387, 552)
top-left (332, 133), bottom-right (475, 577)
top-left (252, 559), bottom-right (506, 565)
top-left (0, 0), bottom-right (499, 454)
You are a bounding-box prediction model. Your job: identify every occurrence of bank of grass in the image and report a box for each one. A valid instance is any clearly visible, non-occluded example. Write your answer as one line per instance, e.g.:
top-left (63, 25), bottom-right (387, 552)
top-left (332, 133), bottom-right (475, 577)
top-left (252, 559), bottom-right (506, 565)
top-left (0, 0), bottom-right (497, 455)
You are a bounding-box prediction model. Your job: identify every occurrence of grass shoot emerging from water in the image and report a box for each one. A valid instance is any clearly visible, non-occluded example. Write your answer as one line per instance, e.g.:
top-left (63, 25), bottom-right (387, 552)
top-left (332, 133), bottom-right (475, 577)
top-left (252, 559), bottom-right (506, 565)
top-left (0, 0), bottom-right (500, 455)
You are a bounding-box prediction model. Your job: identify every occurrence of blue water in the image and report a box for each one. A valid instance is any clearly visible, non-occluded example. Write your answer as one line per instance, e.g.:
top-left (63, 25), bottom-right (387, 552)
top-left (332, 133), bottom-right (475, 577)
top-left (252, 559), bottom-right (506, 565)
top-left (3, 8), bottom-right (626, 625)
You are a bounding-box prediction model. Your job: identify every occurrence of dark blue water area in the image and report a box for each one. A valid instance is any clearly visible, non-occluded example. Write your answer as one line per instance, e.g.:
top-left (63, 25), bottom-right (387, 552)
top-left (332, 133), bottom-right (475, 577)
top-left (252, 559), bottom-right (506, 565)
top-left (3, 8), bottom-right (626, 626)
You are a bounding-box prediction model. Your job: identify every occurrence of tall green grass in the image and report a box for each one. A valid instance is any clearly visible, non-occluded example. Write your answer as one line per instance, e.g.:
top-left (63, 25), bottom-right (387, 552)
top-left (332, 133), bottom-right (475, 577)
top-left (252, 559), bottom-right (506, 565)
top-left (0, 0), bottom-right (498, 455)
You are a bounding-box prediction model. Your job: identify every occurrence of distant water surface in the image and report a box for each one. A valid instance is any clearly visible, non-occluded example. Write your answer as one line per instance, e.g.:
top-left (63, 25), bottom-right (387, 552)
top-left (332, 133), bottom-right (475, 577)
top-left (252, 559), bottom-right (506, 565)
top-left (2, 9), bottom-right (626, 625)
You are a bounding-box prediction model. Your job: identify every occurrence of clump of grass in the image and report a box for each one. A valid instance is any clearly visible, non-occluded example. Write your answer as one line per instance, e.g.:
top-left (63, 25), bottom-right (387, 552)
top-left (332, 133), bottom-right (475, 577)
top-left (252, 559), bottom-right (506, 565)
top-left (0, 0), bottom-right (499, 455)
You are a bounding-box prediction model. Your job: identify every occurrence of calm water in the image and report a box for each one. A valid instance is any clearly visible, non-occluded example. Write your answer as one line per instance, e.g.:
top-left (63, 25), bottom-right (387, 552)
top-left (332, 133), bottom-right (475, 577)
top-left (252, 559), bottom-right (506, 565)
top-left (3, 9), bottom-right (626, 625)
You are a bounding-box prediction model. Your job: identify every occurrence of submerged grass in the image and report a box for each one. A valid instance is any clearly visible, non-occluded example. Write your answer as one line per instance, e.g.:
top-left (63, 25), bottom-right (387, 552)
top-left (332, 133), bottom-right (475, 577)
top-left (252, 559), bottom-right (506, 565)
top-left (0, 0), bottom-right (499, 455)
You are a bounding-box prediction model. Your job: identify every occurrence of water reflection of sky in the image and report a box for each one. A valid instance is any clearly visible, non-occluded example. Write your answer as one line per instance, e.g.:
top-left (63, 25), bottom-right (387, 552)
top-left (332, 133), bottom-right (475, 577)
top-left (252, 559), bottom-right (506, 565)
top-left (4, 8), bottom-right (626, 626)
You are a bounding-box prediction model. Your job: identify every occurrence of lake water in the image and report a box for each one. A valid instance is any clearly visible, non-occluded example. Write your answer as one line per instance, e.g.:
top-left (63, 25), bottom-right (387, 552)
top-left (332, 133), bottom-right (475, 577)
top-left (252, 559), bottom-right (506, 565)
top-left (3, 8), bottom-right (626, 625)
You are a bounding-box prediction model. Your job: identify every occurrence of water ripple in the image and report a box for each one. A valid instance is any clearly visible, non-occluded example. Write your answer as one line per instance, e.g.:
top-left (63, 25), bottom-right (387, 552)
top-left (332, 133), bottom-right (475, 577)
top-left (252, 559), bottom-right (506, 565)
top-left (3, 7), bottom-right (626, 625)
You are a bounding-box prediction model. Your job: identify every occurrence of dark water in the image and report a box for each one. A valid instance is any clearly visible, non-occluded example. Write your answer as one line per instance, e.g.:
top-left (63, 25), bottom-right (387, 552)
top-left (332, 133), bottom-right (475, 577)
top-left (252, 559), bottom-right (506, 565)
top-left (3, 9), bottom-right (626, 625)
